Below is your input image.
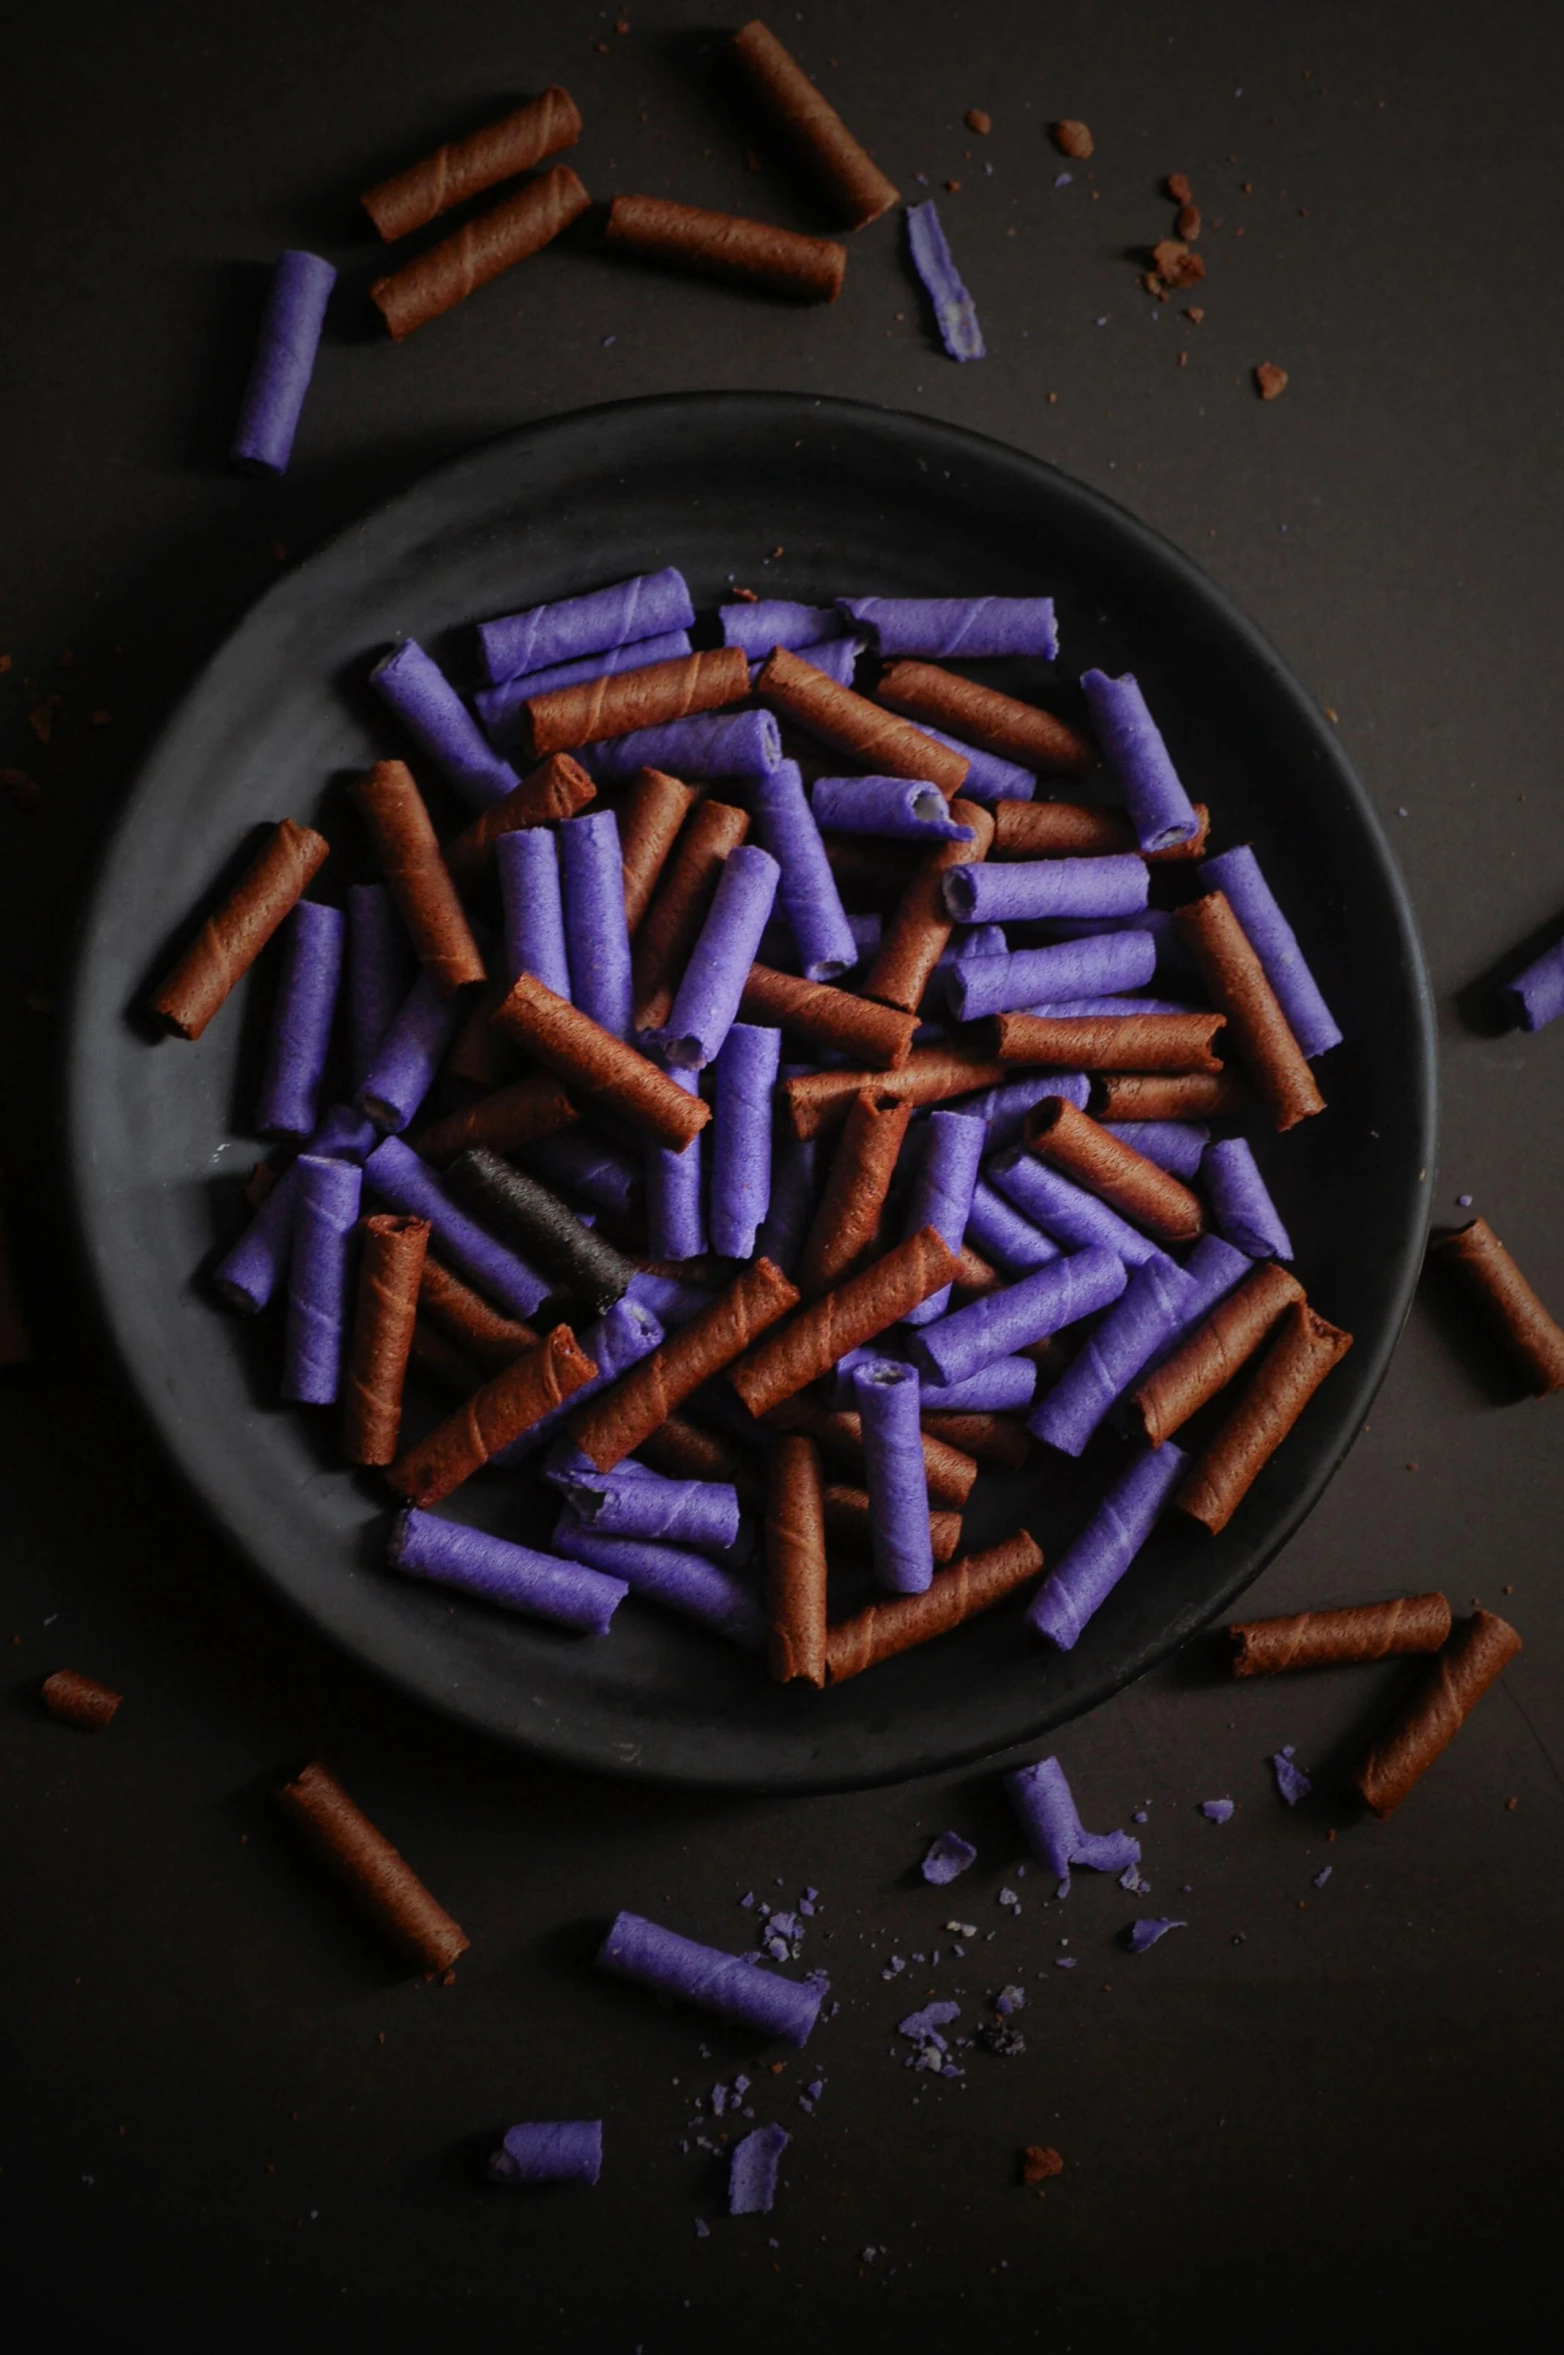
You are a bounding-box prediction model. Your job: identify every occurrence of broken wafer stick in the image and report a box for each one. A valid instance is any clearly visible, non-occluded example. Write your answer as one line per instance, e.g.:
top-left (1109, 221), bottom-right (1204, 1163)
top-left (278, 1760), bottom-right (470, 1974)
top-left (766, 1433), bottom-right (829, 1686)
top-left (1354, 1610), bottom-right (1522, 1817)
top-left (362, 88), bottom-right (583, 242)
top-left (798, 1090), bottom-right (911, 1294)
top-left (149, 818), bottom-right (329, 1039)
top-left (41, 1670), bottom-right (123, 1730)
top-left (369, 164), bottom-right (590, 339)
top-left (876, 661), bottom-right (1094, 777)
top-left (825, 1531), bottom-right (1043, 1682)
top-left (1229, 1593), bottom-right (1453, 1677)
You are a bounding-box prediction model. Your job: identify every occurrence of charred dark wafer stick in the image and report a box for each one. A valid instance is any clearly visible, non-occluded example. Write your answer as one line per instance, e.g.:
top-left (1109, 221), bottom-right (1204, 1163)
top-left (1093, 1072), bottom-right (1244, 1122)
top-left (491, 975), bottom-right (711, 1151)
top-left (1025, 1097), bottom-right (1204, 1247)
top-left (605, 194), bottom-right (847, 302)
top-left (764, 1396), bottom-right (978, 1506)
top-left (277, 1760), bottom-right (470, 1974)
top-left (362, 88), bottom-right (583, 241)
top-left (150, 818), bottom-right (329, 1039)
top-left (1134, 1260), bottom-right (1305, 1445)
top-left (822, 1482), bottom-right (962, 1565)
top-left (637, 1411), bottom-right (765, 1507)
top-left (990, 797), bottom-right (1209, 862)
top-left (387, 1323), bottom-right (598, 1506)
top-left (633, 799), bottom-right (750, 1031)
top-left (730, 19), bottom-right (900, 227)
top-left (444, 1148), bottom-right (633, 1317)
top-left (525, 648), bottom-right (750, 760)
top-left (1175, 1300), bottom-right (1353, 1534)
top-left (994, 1012), bottom-right (1226, 1072)
top-left (410, 1318), bottom-right (486, 1392)
top-left (41, 1670), bottom-right (123, 1730)
top-left (920, 1409), bottom-right (1033, 1470)
top-left (569, 1259), bottom-right (800, 1471)
top-left (729, 1229), bottom-right (961, 1418)
top-left (415, 1074), bottom-right (578, 1165)
top-left (1354, 1610), bottom-right (1522, 1817)
top-left (825, 1530), bottom-right (1044, 1682)
top-left (783, 1042), bottom-right (1011, 1140)
top-left (865, 800), bottom-right (995, 1013)
top-left (620, 767), bottom-right (699, 934)
top-left (876, 661), bottom-right (1095, 778)
top-left (1174, 890), bottom-right (1324, 1132)
top-left (766, 1434), bottom-right (830, 1686)
top-left (758, 645), bottom-right (969, 794)
top-left (798, 1089), bottom-right (911, 1295)
top-left (417, 1258), bottom-right (537, 1372)
top-left (350, 760), bottom-right (484, 995)
top-left (1427, 1216), bottom-right (1564, 1396)
top-left (738, 963), bottom-right (918, 1070)
top-left (1229, 1593), bottom-right (1453, 1678)
top-left (370, 164), bottom-right (591, 339)
top-left (443, 754), bottom-right (596, 891)
top-left (342, 1214), bottom-right (430, 1466)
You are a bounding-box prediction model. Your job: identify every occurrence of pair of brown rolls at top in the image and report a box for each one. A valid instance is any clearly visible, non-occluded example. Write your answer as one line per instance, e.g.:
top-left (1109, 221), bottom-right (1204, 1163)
top-left (362, 87), bottom-right (583, 243)
top-left (571, 1257), bottom-right (801, 1472)
top-left (371, 165), bottom-right (592, 340)
top-left (1026, 1096), bottom-right (1204, 1248)
top-left (606, 195), bottom-right (847, 304)
top-left (635, 799), bottom-right (750, 1031)
top-left (729, 19), bottom-right (900, 229)
top-left (525, 647), bottom-right (749, 763)
top-left (990, 798), bottom-right (1210, 863)
top-left (730, 1228), bottom-right (961, 1419)
top-left (995, 1011), bottom-right (1226, 1074)
top-left (342, 1213), bottom-right (430, 1467)
top-left (1175, 890), bottom-right (1324, 1132)
top-left (799, 1091), bottom-right (911, 1294)
top-left (739, 962), bottom-right (918, 1071)
top-left (875, 660), bottom-right (1096, 779)
top-left (443, 753), bottom-right (596, 890)
top-left (865, 800), bottom-right (995, 1014)
top-left (1175, 1298), bottom-right (1352, 1534)
top-left (387, 1323), bottom-right (597, 1507)
top-left (491, 974), bottom-right (710, 1153)
top-left (149, 817), bottom-right (329, 1040)
top-left (1428, 1216), bottom-right (1564, 1396)
top-left (758, 645), bottom-right (970, 795)
top-left (278, 1760), bottom-right (469, 1976)
top-left (351, 760), bottom-right (484, 994)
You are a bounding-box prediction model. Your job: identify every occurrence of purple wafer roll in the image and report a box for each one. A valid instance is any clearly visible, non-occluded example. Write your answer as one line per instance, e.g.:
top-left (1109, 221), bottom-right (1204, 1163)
top-left (900, 1110), bottom-right (986, 1326)
top-left (944, 854), bottom-right (1148, 924)
top-left (812, 775), bottom-right (977, 843)
top-left (230, 249), bottom-right (336, 475)
top-left (1006, 1755), bottom-right (1141, 1893)
top-left (751, 637), bottom-right (863, 690)
top-left (828, 1341), bottom-right (907, 1406)
top-left (1101, 1120), bottom-right (1210, 1177)
top-left (369, 639), bottom-right (519, 811)
top-left (918, 1356), bottom-right (1038, 1412)
top-left (1198, 843), bottom-right (1343, 1058)
top-left (1504, 931), bottom-right (1564, 1032)
top-left (947, 931), bottom-right (1158, 1021)
top-left (987, 1147), bottom-right (1169, 1269)
top-left (965, 1178), bottom-right (1062, 1273)
top-left (907, 721), bottom-right (1036, 803)
top-left (559, 809), bottom-right (634, 1037)
top-left (653, 845), bottom-right (780, 1069)
top-left (478, 568), bottom-right (695, 686)
top-left (1141, 1233), bottom-right (1251, 1376)
top-left (754, 1071), bottom-right (820, 1276)
top-left (906, 199), bottom-right (985, 362)
top-left (521, 1127), bottom-right (642, 1219)
top-left (720, 600), bottom-right (845, 653)
top-left (751, 759), bottom-right (858, 983)
top-left (596, 1910), bottom-right (825, 2045)
top-left (363, 1135), bottom-right (548, 1319)
top-left (839, 596), bottom-right (1059, 661)
top-left (553, 1511), bottom-right (764, 1646)
top-left (1080, 670), bottom-right (1200, 854)
top-left (489, 2121), bottom-right (604, 2186)
top-left (1200, 1137), bottom-right (1294, 1260)
top-left (910, 1247), bottom-right (1127, 1387)
top-left (346, 884), bottom-right (416, 1092)
top-left (934, 924), bottom-right (1007, 973)
top-left (1028, 1439), bottom-right (1189, 1649)
top-left (357, 970), bottom-right (469, 1134)
top-left (281, 1154), bottom-right (362, 1403)
top-left (256, 901), bottom-right (344, 1138)
top-left (646, 1067), bottom-right (707, 1259)
top-left (1029, 1254), bottom-right (1201, 1456)
top-left (212, 1104), bottom-right (376, 1312)
top-left (1018, 995), bottom-right (1199, 1020)
top-left (582, 710), bottom-right (783, 783)
top-left (625, 1267), bottom-right (715, 1331)
top-left (497, 826), bottom-right (571, 998)
top-left (730, 2122), bottom-right (789, 2216)
top-left (711, 1022), bottom-right (780, 1258)
top-left (390, 1510), bottom-right (626, 1635)
top-left (1046, 907), bottom-right (1196, 980)
top-left (475, 630), bottom-right (693, 747)
top-left (490, 1296), bottom-right (665, 1467)
top-left (970, 1073), bottom-right (1091, 1150)
top-left (546, 1460), bottom-right (742, 1552)
top-left (853, 1360), bottom-right (936, 1593)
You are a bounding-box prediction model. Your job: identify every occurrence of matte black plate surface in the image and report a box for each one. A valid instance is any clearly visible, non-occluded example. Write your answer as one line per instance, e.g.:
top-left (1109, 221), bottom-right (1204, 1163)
top-left (64, 393), bottom-right (1435, 1791)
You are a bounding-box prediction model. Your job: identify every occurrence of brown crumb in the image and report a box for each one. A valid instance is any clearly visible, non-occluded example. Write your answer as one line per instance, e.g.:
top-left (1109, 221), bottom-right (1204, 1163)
top-left (1176, 202), bottom-right (1201, 239)
top-left (1140, 272), bottom-right (1167, 299)
top-left (1324, 706), bottom-right (1339, 722)
top-left (1166, 172), bottom-right (1193, 203)
top-left (1184, 305), bottom-right (1205, 324)
top-left (1298, 206), bottom-right (1309, 218)
top-left (90, 710), bottom-right (112, 728)
top-left (1177, 351), bottom-right (1189, 367)
top-left (377, 2031), bottom-right (387, 2044)
top-left (615, 14), bottom-right (629, 30)
top-left (1240, 180), bottom-right (1253, 195)
top-left (2, 767), bottom-right (41, 810)
top-left (1149, 240), bottom-right (1206, 290)
top-left (1503, 1583), bottom-right (1514, 1593)
top-left (945, 179), bottom-right (961, 192)
top-left (1297, 1899), bottom-right (1307, 1909)
top-left (769, 545), bottom-right (784, 559)
top-left (966, 109), bottom-right (992, 135)
top-left (1506, 1796), bottom-right (1519, 1811)
top-left (593, 38), bottom-right (607, 52)
top-left (1020, 2145), bottom-right (1064, 2184)
top-left (1327, 1828), bottom-right (1337, 1841)
top-left (1255, 362), bottom-right (1289, 401)
top-left (1052, 119), bottom-right (1093, 159)
top-left (1405, 1461), bottom-right (1418, 1472)
top-left (731, 586), bottom-right (758, 602)
top-left (1046, 391), bottom-right (1058, 403)
top-left (27, 696), bottom-right (62, 745)
top-left (441, 1968), bottom-right (457, 1987)
top-left (0, 653), bottom-right (11, 673)
top-left (768, 2060), bottom-right (785, 2075)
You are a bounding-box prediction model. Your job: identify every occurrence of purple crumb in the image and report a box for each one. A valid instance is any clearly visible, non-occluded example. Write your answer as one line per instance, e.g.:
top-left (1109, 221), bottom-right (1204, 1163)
top-left (1119, 1864), bottom-right (1151, 1894)
top-left (993, 1985), bottom-right (1025, 2016)
top-left (1055, 1956), bottom-right (1077, 1969)
top-left (1201, 1799), bottom-right (1236, 1824)
top-left (898, 2001), bottom-right (960, 2040)
top-left (729, 2123), bottom-right (789, 2217)
top-left (1126, 1918), bottom-right (1187, 1954)
top-left (694, 2218), bottom-right (710, 2239)
top-left (1133, 1809), bottom-right (1149, 1824)
top-left (921, 1830), bottom-right (977, 1885)
top-left (1314, 1866), bottom-right (1333, 1888)
top-left (1271, 1748), bottom-right (1313, 1806)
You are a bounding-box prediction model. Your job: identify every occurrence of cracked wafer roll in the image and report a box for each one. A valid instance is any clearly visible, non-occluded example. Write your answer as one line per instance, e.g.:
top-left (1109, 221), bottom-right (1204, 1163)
top-left (1174, 890), bottom-right (1323, 1132)
top-left (546, 1454), bottom-right (743, 1552)
top-left (991, 798), bottom-right (1209, 860)
top-left (341, 1213), bottom-right (430, 1465)
top-left (387, 1322), bottom-right (597, 1506)
top-left (798, 1089), bottom-right (911, 1295)
top-left (41, 1669), bottom-right (122, 1730)
top-left (865, 799), bottom-right (995, 1013)
top-left (596, 1910), bottom-right (824, 2043)
top-left (569, 1258), bottom-right (800, 1471)
top-left (491, 974), bottom-right (710, 1152)
top-left (1230, 1592), bottom-right (1453, 1678)
top-left (415, 1074), bottom-right (578, 1166)
top-left (443, 754), bottom-right (596, 890)
top-left (605, 193), bottom-right (846, 301)
top-left (812, 773), bottom-right (976, 843)
top-left (763, 1394), bottom-right (977, 1505)
top-left (150, 818), bottom-right (330, 1039)
top-left (738, 962), bottom-right (918, 1070)
top-left (525, 647), bottom-right (749, 761)
top-left (278, 1760), bottom-right (469, 1974)
top-left (759, 644), bottom-right (969, 793)
top-left (621, 767), bottom-right (699, 934)
top-left (1094, 1071), bottom-right (1244, 1122)
top-left (730, 18), bottom-right (899, 226)
top-left (920, 1409), bottom-right (1032, 1469)
top-left (766, 1433), bottom-right (829, 1685)
top-left (1134, 1260), bottom-right (1305, 1446)
top-left (1427, 1215), bottom-right (1564, 1396)
top-left (1025, 1096), bottom-right (1204, 1248)
top-left (417, 1256), bottom-right (536, 1372)
top-left (825, 1530), bottom-right (1043, 1682)
top-left (370, 163), bottom-right (590, 339)
top-left (821, 1481), bottom-right (962, 1565)
top-left (350, 760), bottom-right (485, 996)
top-left (363, 87), bottom-right (583, 242)
top-left (1354, 1610), bottom-right (1522, 1817)
top-left (633, 798), bottom-right (750, 1032)
top-left (445, 1148), bottom-right (634, 1317)
top-left (782, 1040), bottom-right (1011, 1140)
top-left (876, 660), bottom-right (1094, 778)
top-left (1175, 1299), bottom-right (1353, 1534)
top-left (994, 1010), bottom-right (1226, 1071)
top-left (729, 1228), bottom-right (961, 1418)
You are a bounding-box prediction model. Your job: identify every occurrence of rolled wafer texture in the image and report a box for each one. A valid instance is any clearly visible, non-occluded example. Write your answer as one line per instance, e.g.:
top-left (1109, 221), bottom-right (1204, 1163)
top-left (1135, 1260), bottom-right (1305, 1446)
top-left (865, 799), bottom-right (995, 1013)
top-left (876, 660), bottom-right (1094, 778)
top-left (277, 1760), bottom-right (469, 1974)
top-left (739, 962), bottom-right (918, 1070)
top-left (621, 767), bottom-right (698, 933)
top-left (387, 1323), bottom-right (598, 1506)
top-left (1174, 891), bottom-right (1323, 1132)
top-left (492, 1297), bottom-right (664, 1469)
top-left (605, 193), bottom-right (846, 300)
top-left (655, 844), bottom-right (780, 1068)
top-left (1079, 670), bottom-right (1200, 852)
top-left (766, 1433), bottom-right (829, 1685)
top-left (841, 595), bottom-right (1058, 661)
top-left (730, 1230), bottom-right (960, 1417)
top-left (350, 760), bottom-right (485, 995)
top-left (364, 1136), bottom-right (549, 1321)
top-left (854, 1361), bottom-right (935, 1593)
top-left (584, 708), bottom-right (782, 784)
top-left (547, 1456), bottom-right (743, 1551)
top-left (1026, 1097), bottom-right (1204, 1247)
top-left (1354, 1610), bottom-right (1522, 1818)
top-left (369, 163), bottom-right (591, 339)
top-left (231, 249), bottom-right (336, 475)
top-left (1175, 1301), bottom-right (1353, 1534)
top-left (950, 930), bottom-right (1158, 1022)
top-left (552, 1513), bottom-right (763, 1646)
top-left (782, 1042), bottom-right (1012, 1139)
top-left (758, 644), bottom-right (969, 793)
top-left (1199, 843), bottom-right (1341, 1059)
top-left (720, 598), bottom-right (845, 652)
top-left (371, 642), bottom-right (522, 815)
top-left (813, 773), bottom-right (975, 843)
top-left (415, 1074), bottom-right (577, 1166)
top-left (443, 754), bottom-right (597, 889)
top-left (1094, 1071), bottom-right (1243, 1122)
top-left (1104, 1118), bottom-right (1209, 1179)
top-left (920, 1409), bottom-right (1032, 1469)
top-left (994, 1011), bottom-right (1225, 1072)
top-left (1007, 1755), bottom-right (1142, 1888)
top-left (1028, 1440), bottom-right (1189, 1650)
top-left (825, 1531), bottom-right (1044, 1683)
top-left (362, 87), bottom-right (583, 242)
top-left (900, 1110), bottom-right (985, 1325)
top-left (150, 819), bottom-right (330, 1039)
top-left (41, 1669), bottom-right (122, 1730)
top-left (752, 757), bottom-right (859, 983)
top-left (633, 798), bottom-right (750, 1031)
top-left (799, 1090), bottom-right (911, 1294)
top-left (988, 1147), bottom-right (1165, 1271)
top-left (711, 1021), bottom-right (781, 1259)
top-left (213, 1106), bottom-right (374, 1314)
top-left (256, 900), bottom-right (344, 1137)
top-left (417, 1256), bottom-right (537, 1372)
top-left (943, 852), bottom-right (1147, 924)
top-left (489, 2121), bottom-right (604, 2187)
top-left (283, 1156), bottom-right (364, 1404)
top-left (479, 633), bottom-right (695, 746)
top-left (1230, 1592), bottom-right (1453, 1679)
top-left (910, 1247), bottom-right (1128, 1391)
top-left (526, 647), bottom-right (749, 760)
top-left (638, 1410), bottom-right (765, 1506)
top-left (341, 1214), bottom-right (430, 1464)
top-left (358, 970), bottom-right (471, 1133)
top-left (645, 1066), bottom-right (707, 1260)
top-left (570, 1258), bottom-right (800, 1470)
top-left (445, 1148), bottom-right (634, 1317)
top-left (392, 1509), bottom-right (626, 1635)
top-left (991, 798), bottom-right (1210, 860)
top-left (822, 1481), bottom-right (961, 1564)
top-left (492, 974), bottom-right (710, 1152)
top-left (560, 809), bottom-right (634, 1037)
top-left (764, 1394), bottom-right (977, 1506)
top-left (1427, 1216), bottom-right (1564, 1396)
top-left (480, 567), bottom-right (696, 686)
top-left (730, 18), bottom-right (899, 226)
top-left (596, 1910), bottom-right (825, 2044)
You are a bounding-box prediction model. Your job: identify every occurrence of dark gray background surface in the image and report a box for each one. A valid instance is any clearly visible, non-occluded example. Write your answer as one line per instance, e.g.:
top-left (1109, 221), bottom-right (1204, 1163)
top-left (1, 3), bottom-right (1559, 2347)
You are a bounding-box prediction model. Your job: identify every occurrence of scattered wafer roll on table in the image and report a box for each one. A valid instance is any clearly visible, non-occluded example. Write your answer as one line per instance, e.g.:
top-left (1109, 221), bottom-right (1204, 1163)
top-left (1353, 1610), bottom-right (1522, 1817)
top-left (1427, 1216), bottom-right (1564, 1396)
top-left (370, 163), bottom-right (591, 339)
top-left (1230, 1592), bottom-right (1453, 1677)
top-left (362, 87), bottom-right (583, 242)
top-left (278, 1760), bottom-right (470, 1974)
top-left (729, 18), bottom-right (900, 227)
top-left (41, 1669), bottom-right (123, 1730)
top-left (605, 194), bottom-right (847, 302)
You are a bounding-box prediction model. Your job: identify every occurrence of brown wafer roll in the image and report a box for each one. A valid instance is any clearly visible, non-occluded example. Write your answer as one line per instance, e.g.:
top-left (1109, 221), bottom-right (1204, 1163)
top-left (492, 974), bottom-right (711, 1151)
top-left (783, 1041), bottom-right (1011, 1139)
top-left (822, 1482), bottom-right (961, 1565)
top-left (278, 1760), bottom-right (470, 1974)
top-left (570, 1258), bottom-right (800, 1470)
top-left (876, 661), bottom-right (1095, 778)
top-left (1354, 1609), bottom-right (1522, 1818)
top-left (920, 1409), bottom-right (1033, 1470)
top-left (766, 1434), bottom-right (829, 1686)
top-left (729, 1228), bottom-right (961, 1417)
top-left (799, 1090), bottom-right (911, 1294)
top-left (991, 799), bottom-right (1208, 860)
top-left (730, 19), bottom-right (900, 227)
top-left (441, 978), bottom-right (519, 1090)
top-left (417, 1257), bottom-right (537, 1373)
top-left (350, 760), bottom-right (485, 996)
top-left (1025, 1097), bottom-right (1204, 1246)
top-left (370, 163), bottom-right (591, 340)
top-left (386, 1323), bottom-right (598, 1506)
top-left (415, 1073), bottom-right (578, 1164)
top-left (740, 962), bottom-right (918, 1071)
top-left (1093, 1072), bottom-right (1244, 1122)
top-left (41, 1669), bottom-right (122, 1730)
top-left (362, 87), bottom-right (583, 242)
top-left (1175, 1301), bottom-right (1353, 1534)
top-left (525, 647), bottom-right (750, 760)
top-left (1135, 1261), bottom-right (1306, 1445)
top-left (620, 767), bottom-right (699, 933)
top-left (1174, 890), bottom-right (1324, 1132)
top-left (1427, 1216), bottom-right (1564, 1396)
top-left (994, 1012), bottom-right (1226, 1072)
top-left (1230, 1592), bottom-right (1453, 1678)
top-left (150, 818), bottom-right (330, 1039)
top-left (825, 1530), bottom-right (1044, 1683)
top-left (952, 1242), bottom-right (1001, 1296)
top-left (633, 799), bottom-right (751, 1030)
top-left (637, 1411), bottom-right (766, 1507)
top-left (764, 1396), bottom-right (978, 1505)
top-left (758, 644), bottom-right (969, 793)
top-left (410, 1318), bottom-right (485, 1392)
top-left (865, 800), bottom-right (995, 1012)
top-left (605, 193), bottom-right (847, 302)
top-left (342, 1214), bottom-right (430, 1466)
top-left (0, 1186), bottom-right (30, 1367)
top-left (443, 754), bottom-right (596, 890)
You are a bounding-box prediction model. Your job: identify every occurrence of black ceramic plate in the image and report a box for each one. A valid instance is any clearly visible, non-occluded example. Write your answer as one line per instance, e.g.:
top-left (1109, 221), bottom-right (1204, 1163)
top-left (65, 393), bottom-right (1435, 1792)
